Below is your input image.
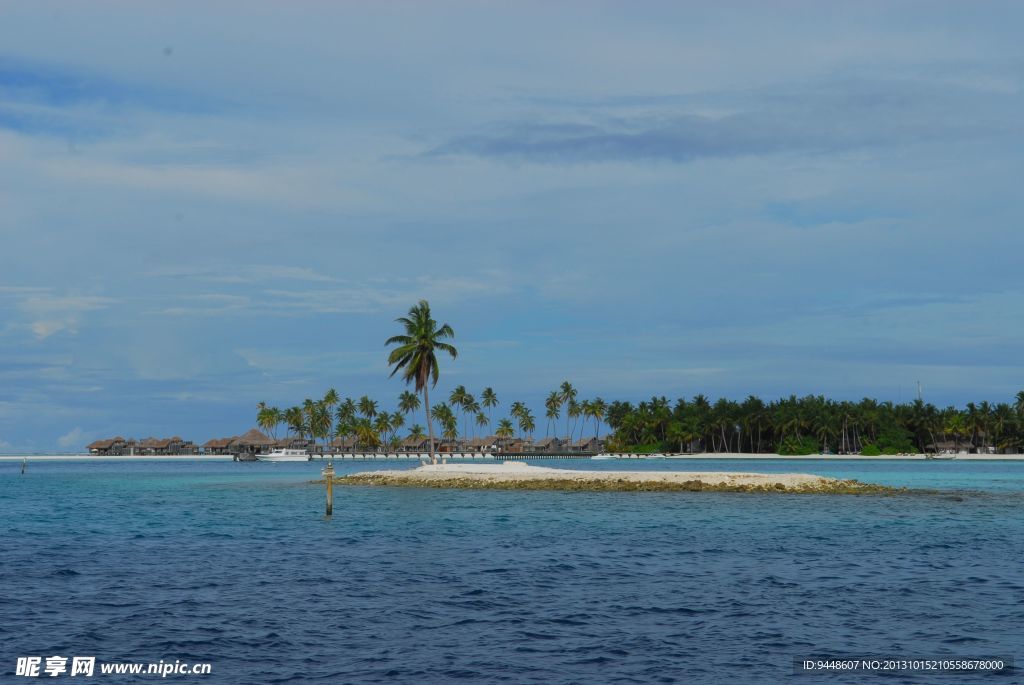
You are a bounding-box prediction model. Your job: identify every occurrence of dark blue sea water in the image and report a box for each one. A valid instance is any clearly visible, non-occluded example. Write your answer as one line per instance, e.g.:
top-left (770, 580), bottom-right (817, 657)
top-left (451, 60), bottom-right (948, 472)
top-left (2, 459), bottom-right (1022, 684)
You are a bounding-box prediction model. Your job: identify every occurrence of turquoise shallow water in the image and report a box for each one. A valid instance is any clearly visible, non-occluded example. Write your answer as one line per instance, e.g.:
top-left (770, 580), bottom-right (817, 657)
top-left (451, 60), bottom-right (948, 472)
top-left (2, 459), bottom-right (1022, 683)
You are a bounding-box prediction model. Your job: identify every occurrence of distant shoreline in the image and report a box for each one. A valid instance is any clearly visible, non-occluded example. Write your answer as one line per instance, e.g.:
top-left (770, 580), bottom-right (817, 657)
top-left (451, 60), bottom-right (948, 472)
top-left (3, 452), bottom-right (1022, 462)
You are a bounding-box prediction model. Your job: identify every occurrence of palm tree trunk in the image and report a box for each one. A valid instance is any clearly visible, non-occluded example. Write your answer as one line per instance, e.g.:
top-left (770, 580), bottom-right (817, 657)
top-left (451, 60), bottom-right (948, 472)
top-left (424, 384), bottom-right (436, 464)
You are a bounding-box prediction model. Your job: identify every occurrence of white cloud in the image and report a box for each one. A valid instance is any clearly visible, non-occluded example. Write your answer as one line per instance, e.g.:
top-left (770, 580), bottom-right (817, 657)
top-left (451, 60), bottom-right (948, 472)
top-left (12, 292), bottom-right (116, 340)
top-left (57, 427), bottom-right (88, 449)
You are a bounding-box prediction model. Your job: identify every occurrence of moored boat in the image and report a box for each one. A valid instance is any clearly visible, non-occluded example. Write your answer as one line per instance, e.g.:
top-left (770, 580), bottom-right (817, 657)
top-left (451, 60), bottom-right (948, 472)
top-left (256, 448), bottom-right (311, 462)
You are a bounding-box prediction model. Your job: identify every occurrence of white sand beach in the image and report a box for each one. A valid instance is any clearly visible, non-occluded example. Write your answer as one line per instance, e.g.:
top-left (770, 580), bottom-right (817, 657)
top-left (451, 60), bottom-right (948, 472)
top-left (344, 461), bottom-right (854, 491)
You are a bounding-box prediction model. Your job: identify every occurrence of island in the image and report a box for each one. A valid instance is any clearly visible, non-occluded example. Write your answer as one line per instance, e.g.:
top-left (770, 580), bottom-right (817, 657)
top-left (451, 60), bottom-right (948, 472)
top-left (331, 462), bottom-right (901, 494)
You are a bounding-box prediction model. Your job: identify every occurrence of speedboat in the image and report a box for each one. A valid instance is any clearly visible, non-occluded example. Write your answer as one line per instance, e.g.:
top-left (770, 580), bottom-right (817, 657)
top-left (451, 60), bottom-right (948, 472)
top-left (256, 448), bottom-right (311, 462)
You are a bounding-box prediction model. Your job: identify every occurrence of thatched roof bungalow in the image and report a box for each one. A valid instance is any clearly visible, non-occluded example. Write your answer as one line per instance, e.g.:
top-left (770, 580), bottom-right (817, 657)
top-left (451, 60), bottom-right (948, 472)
top-left (465, 436), bottom-right (498, 451)
top-left (399, 436), bottom-right (431, 452)
top-left (202, 438), bottom-right (234, 455)
top-left (87, 436), bottom-right (130, 456)
top-left (530, 436), bottom-right (563, 452)
top-left (570, 437), bottom-right (601, 452)
top-left (230, 428), bottom-right (273, 456)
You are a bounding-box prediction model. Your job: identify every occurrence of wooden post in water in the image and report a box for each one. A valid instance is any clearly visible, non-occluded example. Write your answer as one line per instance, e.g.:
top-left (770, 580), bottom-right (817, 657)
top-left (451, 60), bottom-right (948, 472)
top-left (323, 461), bottom-right (335, 517)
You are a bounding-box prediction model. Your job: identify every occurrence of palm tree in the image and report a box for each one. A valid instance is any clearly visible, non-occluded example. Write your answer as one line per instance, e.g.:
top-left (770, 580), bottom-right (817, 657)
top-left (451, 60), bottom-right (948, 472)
top-left (398, 390), bottom-right (421, 416)
top-left (386, 300), bottom-right (457, 464)
top-left (374, 413), bottom-right (394, 451)
top-left (408, 424), bottom-right (426, 442)
top-left (304, 399), bottom-right (332, 455)
top-left (335, 398), bottom-right (357, 449)
top-left (559, 381), bottom-right (576, 441)
top-left (510, 401), bottom-right (526, 438)
top-left (568, 400), bottom-right (584, 442)
top-left (432, 403), bottom-right (455, 437)
top-left (588, 397), bottom-right (607, 438)
top-left (358, 396), bottom-right (378, 421)
top-left (518, 408), bottom-right (536, 440)
top-left (496, 418), bottom-right (514, 439)
top-left (257, 403), bottom-right (283, 440)
top-left (390, 411), bottom-right (405, 445)
top-left (284, 406), bottom-right (306, 441)
top-left (481, 387), bottom-right (498, 427)
top-left (322, 389), bottom-right (339, 452)
top-left (475, 411), bottom-right (489, 436)
top-left (355, 420), bottom-right (380, 450)
top-left (544, 391), bottom-right (561, 437)
top-left (449, 385), bottom-right (468, 435)
top-left (464, 397), bottom-right (480, 438)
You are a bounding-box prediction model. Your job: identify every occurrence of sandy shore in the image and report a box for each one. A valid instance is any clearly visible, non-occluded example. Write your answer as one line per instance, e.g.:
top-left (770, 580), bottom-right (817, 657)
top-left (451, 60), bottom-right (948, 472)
top-left (337, 462), bottom-right (897, 494)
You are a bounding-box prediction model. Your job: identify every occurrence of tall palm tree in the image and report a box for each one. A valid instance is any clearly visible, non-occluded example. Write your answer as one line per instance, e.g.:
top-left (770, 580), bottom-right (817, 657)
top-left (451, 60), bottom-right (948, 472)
top-left (559, 381), bottom-right (577, 441)
top-left (386, 300), bottom-right (458, 464)
top-left (322, 389), bottom-right (339, 452)
top-left (568, 400), bottom-right (584, 442)
top-left (544, 391), bottom-right (561, 437)
top-left (449, 385), bottom-right (468, 432)
top-left (481, 387), bottom-right (498, 426)
top-left (463, 396), bottom-right (479, 438)
top-left (475, 411), bottom-right (490, 436)
top-left (588, 397), bottom-right (607, 438)
top-left (518, 408), bottom-right (536, 441)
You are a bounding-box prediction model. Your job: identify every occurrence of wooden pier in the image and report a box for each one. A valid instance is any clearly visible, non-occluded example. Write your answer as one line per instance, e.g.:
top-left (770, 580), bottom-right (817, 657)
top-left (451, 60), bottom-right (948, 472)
top-left (309, 451), bottom-right (599, 461)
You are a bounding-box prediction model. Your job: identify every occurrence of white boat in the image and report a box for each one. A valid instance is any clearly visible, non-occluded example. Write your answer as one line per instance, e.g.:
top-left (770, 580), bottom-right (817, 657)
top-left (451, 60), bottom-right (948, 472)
top-left (256, 448), bottom-right (311, 462)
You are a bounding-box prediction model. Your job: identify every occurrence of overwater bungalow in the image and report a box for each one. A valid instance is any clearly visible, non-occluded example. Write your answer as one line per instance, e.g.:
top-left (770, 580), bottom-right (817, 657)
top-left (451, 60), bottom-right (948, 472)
top-left (330, 436), bottom-right (357, 453)
top-left (465, 436), bottom-right (499, 452)
top-left (230, 428), bottom-right (274, 457)
top-left (86, 436), bottom-right (132, 456)
top-left (530, 436), bottom-right (564, 452)
top-left (570, 437), bottom-right (601, 453)
top-left (276, 436), bottom-right (314, 451)
top-left (202, 438), bottom-right (234, 455)
top-left (133, 437), bottom-right (196, 455)
top-left (400, 436), bottom-right (431, 452)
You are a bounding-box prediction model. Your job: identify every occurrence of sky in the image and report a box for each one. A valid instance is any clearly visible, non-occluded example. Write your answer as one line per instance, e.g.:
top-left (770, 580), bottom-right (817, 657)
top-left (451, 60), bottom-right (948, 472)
top-left (1, 1), bottom-right (1023, 451)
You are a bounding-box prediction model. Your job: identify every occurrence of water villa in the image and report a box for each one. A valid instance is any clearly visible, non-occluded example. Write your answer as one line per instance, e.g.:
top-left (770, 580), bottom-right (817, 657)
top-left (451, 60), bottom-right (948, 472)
top-left (84, 429), bottom-right (606, 459)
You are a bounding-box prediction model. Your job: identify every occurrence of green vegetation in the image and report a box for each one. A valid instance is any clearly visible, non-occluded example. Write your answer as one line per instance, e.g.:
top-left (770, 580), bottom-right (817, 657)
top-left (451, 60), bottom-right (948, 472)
top-left (604, 393), bottom-right (1024, 455)
top-left (385, 300), bottom-right (458, 465)
top-left (256, 301), bottom-right (1024, 458)
top-left (779, 435), bottom-right (818, 456)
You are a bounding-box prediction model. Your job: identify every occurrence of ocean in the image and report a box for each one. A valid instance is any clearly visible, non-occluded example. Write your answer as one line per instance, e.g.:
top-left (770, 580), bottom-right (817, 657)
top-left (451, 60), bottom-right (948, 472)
top-left (2, 458), bottom-right (1022, 683)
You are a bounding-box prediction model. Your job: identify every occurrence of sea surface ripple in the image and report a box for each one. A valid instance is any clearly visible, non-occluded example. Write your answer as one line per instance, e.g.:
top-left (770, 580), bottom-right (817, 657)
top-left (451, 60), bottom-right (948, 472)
top-left (1, 459), bottom-right (1022, 684)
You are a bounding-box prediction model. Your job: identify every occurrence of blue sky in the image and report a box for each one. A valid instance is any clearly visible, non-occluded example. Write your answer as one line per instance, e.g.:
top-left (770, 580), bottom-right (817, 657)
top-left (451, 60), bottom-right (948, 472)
top-left (1, 1), bottom-right (1023, 450)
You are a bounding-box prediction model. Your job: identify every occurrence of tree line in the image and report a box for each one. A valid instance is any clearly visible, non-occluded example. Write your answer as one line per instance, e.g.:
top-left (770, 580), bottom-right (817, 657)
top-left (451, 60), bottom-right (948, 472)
top-left (603, 393), bottom-right (1024, 455)
top-left (255, 299), bottom-right (1024, 458)
top-left (255, 380), bottom-right (610, 454)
